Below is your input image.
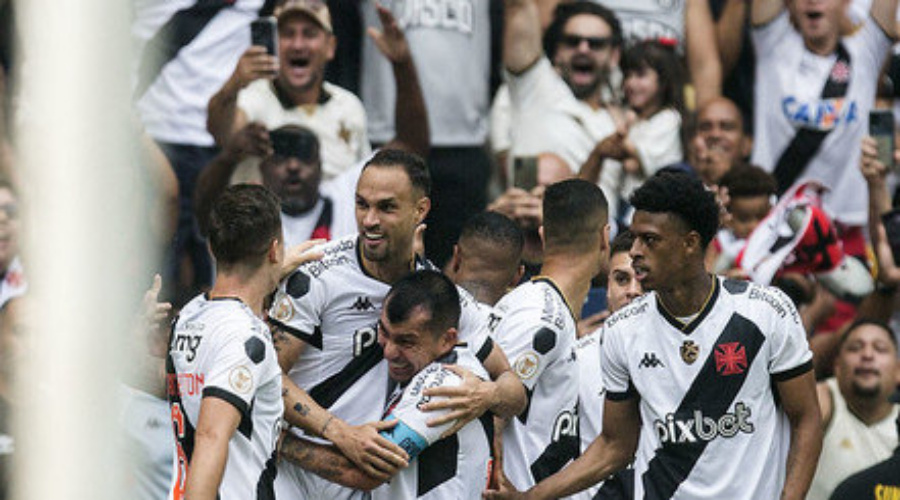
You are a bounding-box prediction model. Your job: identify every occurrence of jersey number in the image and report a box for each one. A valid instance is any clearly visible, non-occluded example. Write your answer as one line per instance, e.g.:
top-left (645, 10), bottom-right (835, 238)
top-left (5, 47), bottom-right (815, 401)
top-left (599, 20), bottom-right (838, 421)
top-left (170, 402), bottom-right (189, 500)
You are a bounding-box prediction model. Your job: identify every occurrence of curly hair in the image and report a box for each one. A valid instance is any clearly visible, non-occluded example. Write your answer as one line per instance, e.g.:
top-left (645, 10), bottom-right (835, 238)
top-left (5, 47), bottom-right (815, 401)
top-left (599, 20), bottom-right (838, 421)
top-left (629, 170), bottom-right (719, 247)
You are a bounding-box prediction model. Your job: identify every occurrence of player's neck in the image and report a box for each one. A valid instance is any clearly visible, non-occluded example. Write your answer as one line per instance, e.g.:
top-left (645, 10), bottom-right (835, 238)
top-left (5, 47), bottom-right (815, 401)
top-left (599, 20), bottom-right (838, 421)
top-left (656, 271), bottom-right (714, 318)
top-left (845, 394), bottom-right (895, 425)
top-left (208, 271), bottom-right (272, 317)
top-left (361, 252), bottom-right (414, 285)
top-left (540, 258), bottom-right (594, 318)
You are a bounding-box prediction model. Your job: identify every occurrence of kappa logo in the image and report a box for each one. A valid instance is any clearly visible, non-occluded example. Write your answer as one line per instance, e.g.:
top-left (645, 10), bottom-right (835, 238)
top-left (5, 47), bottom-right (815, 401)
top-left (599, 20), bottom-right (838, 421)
top-left (638, 352), bottom-right (665, 369)
top-left (350, 296), bottom-right (375, 311)
top-left (715, 342), bottom-right (748, 376)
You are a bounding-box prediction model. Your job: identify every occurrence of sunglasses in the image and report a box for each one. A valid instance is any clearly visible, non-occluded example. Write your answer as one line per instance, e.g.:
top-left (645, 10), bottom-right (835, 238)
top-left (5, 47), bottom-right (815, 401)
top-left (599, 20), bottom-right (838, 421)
top-left (560, 34), bottom-right (613, 51)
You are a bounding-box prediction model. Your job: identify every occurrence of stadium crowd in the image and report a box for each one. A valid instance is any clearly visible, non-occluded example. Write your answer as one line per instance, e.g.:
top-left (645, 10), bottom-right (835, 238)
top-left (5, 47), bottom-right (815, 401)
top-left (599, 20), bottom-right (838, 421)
top-left (2, 0), bottom-right (900, 498)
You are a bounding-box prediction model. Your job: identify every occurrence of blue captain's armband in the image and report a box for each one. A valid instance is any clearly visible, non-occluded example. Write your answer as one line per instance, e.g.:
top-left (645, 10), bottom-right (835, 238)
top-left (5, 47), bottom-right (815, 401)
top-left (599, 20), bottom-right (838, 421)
top-left (379, 415), bottom-right (428, 460)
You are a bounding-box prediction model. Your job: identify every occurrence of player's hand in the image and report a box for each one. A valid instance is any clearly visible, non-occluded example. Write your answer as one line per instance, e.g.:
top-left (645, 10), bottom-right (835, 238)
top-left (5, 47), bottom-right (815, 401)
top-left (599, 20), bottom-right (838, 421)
top-left (141, 274), bottom-right (172, 358)
top-left (233, 46), bottom-right (278, 87)
top-left (593, 132), bottom-right (627, 160)
top-left (421, 365), bottom-right (494, 438)
top-left (327, 418), bottom-right (409, 481)
top-left (483, 471), bottom-right (527, 499)
top-left (367, 3), bottom-right (411, 64)
top-left (280, 239), bottom-right (326, 279)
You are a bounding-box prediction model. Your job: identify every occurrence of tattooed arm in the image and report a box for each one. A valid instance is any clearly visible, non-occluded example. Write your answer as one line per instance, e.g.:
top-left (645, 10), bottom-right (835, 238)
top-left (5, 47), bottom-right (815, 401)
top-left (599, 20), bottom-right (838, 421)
top-left (272, 324), bottom-right (409, 481)
top-left (279, 433), bottom-right (384, 490)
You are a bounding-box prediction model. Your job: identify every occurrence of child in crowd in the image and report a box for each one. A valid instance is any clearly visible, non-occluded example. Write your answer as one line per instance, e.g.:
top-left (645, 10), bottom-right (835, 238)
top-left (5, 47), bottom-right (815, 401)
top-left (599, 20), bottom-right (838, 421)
top-left (708, 164), bottom-right (777, 275)
top-left (618, 41), bottom-right (685, 199)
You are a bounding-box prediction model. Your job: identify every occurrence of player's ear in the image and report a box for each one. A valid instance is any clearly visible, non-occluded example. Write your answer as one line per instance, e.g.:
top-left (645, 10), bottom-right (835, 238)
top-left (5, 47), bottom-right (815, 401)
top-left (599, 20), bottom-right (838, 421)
top-left (684, 230), bottom-right (702, 255)
top-left (268, 238), bottom-right (282, 264)
top-left (441, 327), bottom-right (458, 350)
top-left (415, 196), bottom-right (431, 224)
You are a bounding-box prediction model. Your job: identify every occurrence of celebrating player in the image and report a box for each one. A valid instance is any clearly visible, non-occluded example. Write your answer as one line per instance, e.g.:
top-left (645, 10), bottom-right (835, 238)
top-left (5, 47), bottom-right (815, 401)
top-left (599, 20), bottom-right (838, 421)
top-left (486, 170), bottom-right (823, 500)
top-left (166, 185), bottom-right (319, 500)
top-left (268, 149), bottom-right (525, 499)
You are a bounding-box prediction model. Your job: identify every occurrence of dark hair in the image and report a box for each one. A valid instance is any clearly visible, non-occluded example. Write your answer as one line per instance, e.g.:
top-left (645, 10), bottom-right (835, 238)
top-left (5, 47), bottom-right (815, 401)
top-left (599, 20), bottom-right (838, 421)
top-left (385, 270), bottom-right (461, 338)
top-left (622, 41), bottom-right (684, 115)
top-left (543, 2), bottom-right (622, 59)
top-left (267, 124), bottom-right (321, 163)
top-left (207, 184), bottom-right (282, 267)
top-left (610, 230), bottom-right (635, 256)
top-left (363, 149), bottom-right (431, 197)
top-left (459, 211), bottom-right (524, 258)
top-left (838, 318), bottom-right (898, 350)
top-left (630, 170), bottom-right (720, 247)
top-left (543, 179), bottom-right (608, 250)
top-left (719, 164), bottom-right (777, 199)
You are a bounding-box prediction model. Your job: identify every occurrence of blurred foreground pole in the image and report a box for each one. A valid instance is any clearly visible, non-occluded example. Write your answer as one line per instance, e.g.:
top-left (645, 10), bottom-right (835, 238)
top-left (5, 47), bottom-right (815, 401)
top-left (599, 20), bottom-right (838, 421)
top-left (13, 0), bottom-right (152, 498)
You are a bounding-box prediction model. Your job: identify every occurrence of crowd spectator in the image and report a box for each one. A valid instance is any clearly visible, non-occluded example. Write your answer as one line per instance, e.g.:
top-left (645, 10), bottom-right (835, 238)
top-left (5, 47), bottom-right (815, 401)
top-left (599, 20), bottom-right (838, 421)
top-left (502, 0), bottom-right (620, 198)
top-left (358, 0), bottom-right (497, 269)
top-left (208, 0), bottom-right (371, 180)
top-left (690, 96), bottom-right (752, 186)
top-left (808, 319), bottom-right (900, 500)
top-left (133, 0), bottom-right (269, 302)
top-left (828, 392), bottom-right (900, 500)
top-left (750, 0), bottom-right (897, 251)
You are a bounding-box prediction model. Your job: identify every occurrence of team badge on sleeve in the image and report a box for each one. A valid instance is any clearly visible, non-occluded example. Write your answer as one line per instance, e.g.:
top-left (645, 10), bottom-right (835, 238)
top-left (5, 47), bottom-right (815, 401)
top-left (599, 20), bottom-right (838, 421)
top-left (229, 366), bottom-right (254, 394)
top-left (681, 340), bottom-right (699, 364)
top-left (514, 352), bottom-right (540, 380)
top-left (272, 295), bottom-right (295, 322)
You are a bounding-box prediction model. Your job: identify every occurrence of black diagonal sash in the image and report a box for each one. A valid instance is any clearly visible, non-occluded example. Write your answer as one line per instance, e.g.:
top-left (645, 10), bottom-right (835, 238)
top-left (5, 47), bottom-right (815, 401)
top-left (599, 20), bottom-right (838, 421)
top-left (641, 314), bottom-right (766, 499)
top-left (773, 43), bottom-right (851, 195)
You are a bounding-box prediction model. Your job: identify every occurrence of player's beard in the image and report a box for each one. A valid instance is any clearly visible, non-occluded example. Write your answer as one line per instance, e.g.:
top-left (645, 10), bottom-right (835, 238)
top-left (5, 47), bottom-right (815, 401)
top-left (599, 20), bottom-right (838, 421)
top-left (850, 380), bottom-right (882, 399)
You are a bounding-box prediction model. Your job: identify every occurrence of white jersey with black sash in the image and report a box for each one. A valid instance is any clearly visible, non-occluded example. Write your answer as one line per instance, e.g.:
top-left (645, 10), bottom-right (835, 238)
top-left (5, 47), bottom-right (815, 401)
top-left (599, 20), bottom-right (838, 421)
top-left (489, 277), bottom-right (580, 490)
top-left (166, 294), bottom-right (282, 500)
top-left (372, 346), bottom-right (493, 500)
top-left (601, 277), bottom-right (812, 500)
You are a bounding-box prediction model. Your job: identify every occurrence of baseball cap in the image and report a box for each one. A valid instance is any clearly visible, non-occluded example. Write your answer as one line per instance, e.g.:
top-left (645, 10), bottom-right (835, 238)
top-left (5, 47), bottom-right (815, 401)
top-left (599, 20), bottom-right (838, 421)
top-left (269, 125), bottom-right (320, 163)
top-left (275, 0), bottom-right (332, 33)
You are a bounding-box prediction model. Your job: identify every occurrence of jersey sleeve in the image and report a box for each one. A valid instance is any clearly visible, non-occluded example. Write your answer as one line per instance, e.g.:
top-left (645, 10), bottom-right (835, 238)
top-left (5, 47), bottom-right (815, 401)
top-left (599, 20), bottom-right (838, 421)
top-left (507, 57), bottom-right (572, 112)
top-left (379, 364), bottom-right (463, 460)
top-left (202, 328), bottom-right (274, 419)
top-left (764, 288), bottom-right (814, 380)
top-left (268, 267), bottom-right (327, 345)
top-left (493, 308), bottom-right (564, 391)
top-left (600, 325), bottom-right (635, 400)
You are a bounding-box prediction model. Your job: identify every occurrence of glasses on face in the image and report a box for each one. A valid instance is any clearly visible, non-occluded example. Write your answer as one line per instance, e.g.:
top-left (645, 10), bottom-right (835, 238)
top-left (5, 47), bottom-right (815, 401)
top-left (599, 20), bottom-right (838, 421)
top-left (560, 34), bottom-right (613, 51)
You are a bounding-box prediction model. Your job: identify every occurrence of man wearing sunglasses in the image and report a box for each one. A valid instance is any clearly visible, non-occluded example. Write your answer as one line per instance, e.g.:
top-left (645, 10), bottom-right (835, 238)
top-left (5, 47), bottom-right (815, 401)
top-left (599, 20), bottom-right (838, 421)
top-left (502, 0), bottom-right (621, 191)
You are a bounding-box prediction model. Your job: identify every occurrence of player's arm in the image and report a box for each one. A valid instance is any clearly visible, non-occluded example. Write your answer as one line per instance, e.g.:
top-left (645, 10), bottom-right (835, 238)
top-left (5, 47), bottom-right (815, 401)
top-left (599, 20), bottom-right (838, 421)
top-left (279, 433), bottom-right (386, 490)
top-left (420, 341), bottom-right (527, 433)
top-left (750, 0), bottom-right (784, 27)
top-left (368, 4), bottom-right (429, 158)
top-left (484, 396), bottom-right (641, 500)
top-left (272, 324), bottom-right (409, 480)
top-left (504, 0), bottom-right (544, 74)
top-left (715, 0), bottom-right (749, 76)
top-left (685, 0), bottom-right (722, 108)
top-left (184, 396), bottom-right (242, 500)
top-left (775, 369), bottom-right (823, 500)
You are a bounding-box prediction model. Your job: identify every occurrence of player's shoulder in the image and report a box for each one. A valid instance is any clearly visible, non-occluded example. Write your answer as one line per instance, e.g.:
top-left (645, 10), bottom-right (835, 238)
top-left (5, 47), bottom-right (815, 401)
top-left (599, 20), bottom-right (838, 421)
top-left (289, 235), bottom-right (359, 283)
top-left (724, 278), bottom-right (801, 326)
top-left (177, 295), bottom-right (266, 349)
top-left (496, 279), bottom-right (569, 332)
top-left (603, 292), bottom-right (654, 331)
